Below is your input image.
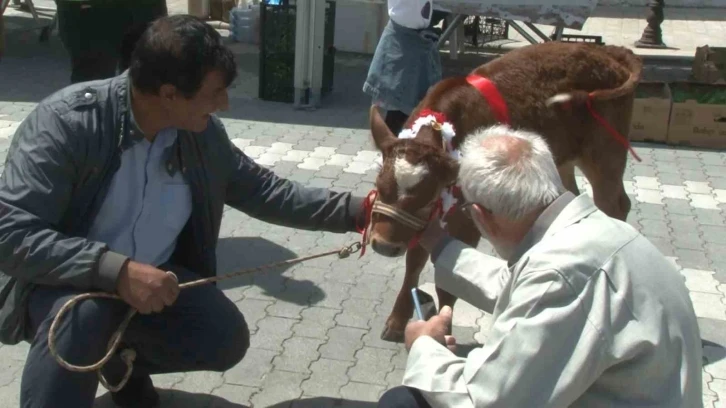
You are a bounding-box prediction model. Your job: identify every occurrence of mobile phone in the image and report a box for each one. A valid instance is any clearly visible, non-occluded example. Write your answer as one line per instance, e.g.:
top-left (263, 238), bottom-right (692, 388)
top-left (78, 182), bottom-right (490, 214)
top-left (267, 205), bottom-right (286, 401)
top-left (411, 288), bottom-right (425, 321)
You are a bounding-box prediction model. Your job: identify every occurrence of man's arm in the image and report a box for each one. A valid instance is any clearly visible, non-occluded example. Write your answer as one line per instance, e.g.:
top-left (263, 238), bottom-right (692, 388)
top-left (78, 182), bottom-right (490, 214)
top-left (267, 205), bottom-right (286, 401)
top-left (223, 132), bottom-right (365, 234)
top-left (0, 104), bottom-right (127, 292)
top-left (403, 269), bottom-right (605, 408)
top-left (430, 237), bottom-right (509, 313)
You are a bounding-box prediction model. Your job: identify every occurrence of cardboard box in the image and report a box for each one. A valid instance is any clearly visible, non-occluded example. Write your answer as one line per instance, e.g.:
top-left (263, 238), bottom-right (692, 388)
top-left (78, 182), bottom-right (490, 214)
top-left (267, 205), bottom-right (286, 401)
top-left (667, 81), bottom-right (726, 149)
top-left (629, 81), bottom-right (672, 143)
top-left (692, 45), bottom-right (726, 84)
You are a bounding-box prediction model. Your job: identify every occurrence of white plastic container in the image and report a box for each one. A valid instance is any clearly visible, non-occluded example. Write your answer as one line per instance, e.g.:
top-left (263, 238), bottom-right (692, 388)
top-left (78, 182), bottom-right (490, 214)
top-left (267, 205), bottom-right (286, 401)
top-left (230, 4), bottom-right (260, 44)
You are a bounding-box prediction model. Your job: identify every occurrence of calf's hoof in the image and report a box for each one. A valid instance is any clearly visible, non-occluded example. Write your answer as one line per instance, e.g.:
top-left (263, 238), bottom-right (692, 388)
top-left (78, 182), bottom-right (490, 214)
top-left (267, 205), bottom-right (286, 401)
top-left (380, 325), bottom-right (406, 343)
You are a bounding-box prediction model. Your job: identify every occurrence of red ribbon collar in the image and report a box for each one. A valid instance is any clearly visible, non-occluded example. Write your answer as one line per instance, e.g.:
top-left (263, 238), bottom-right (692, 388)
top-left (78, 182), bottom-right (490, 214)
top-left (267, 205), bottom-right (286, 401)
top-left (466, 74), bottom-right (511, 125)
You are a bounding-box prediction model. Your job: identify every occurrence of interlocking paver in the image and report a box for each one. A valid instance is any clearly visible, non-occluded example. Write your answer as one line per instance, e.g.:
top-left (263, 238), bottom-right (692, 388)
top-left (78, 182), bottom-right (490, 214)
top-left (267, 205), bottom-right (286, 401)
top-left (319, 326), bottom-right (367, 362)
top-left (273, 336), bottom-right (325, 374)
top-left (250, 369), bottom-right (307, 407)
top-left (211, 384), bottom-right (256, 407)
top-left (301, 359), bottom-right (354, 398)
top-left (336, 297), bottom-right (379, 329)
top-left (339, 381), bottom-right (387, 402)
top-left (348, 347), bottom-right (397, 385)
top-left (223, 347), bottom-right (278, 388)
top-left (249, 316), bottom-right (297, 352)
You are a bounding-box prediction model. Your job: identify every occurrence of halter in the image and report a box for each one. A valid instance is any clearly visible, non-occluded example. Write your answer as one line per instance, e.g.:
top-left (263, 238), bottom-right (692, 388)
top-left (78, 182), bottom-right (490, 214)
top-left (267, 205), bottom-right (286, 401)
top-left (356, 74), bottom-right (510, 256)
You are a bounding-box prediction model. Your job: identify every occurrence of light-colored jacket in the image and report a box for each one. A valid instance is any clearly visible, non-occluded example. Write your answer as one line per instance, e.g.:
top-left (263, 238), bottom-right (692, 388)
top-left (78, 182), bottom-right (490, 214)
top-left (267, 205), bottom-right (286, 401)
top-left (403, 192), bottom-right (703, 407)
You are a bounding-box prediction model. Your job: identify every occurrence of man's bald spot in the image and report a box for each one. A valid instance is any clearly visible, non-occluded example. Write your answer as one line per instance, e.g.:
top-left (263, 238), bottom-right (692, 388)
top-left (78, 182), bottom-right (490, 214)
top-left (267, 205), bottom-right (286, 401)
top-left (480, 133), bottom-right (533, 166)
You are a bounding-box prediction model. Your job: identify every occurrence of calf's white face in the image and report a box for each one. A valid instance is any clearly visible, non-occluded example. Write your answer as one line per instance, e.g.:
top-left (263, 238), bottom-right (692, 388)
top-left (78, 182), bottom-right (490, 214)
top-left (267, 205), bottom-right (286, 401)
top-left (393, 157), bottom-right (429, 200)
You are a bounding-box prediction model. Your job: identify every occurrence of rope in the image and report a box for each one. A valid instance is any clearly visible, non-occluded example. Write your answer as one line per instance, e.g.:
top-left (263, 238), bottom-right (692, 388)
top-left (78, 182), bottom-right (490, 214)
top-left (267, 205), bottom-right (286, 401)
top-left (48, 241), bottom-right (363, 392)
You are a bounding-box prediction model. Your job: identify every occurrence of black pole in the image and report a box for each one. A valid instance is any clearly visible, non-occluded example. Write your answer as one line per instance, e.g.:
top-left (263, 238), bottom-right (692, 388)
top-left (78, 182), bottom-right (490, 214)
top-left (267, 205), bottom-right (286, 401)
top-left (635, 0), bottom-right (667, 49)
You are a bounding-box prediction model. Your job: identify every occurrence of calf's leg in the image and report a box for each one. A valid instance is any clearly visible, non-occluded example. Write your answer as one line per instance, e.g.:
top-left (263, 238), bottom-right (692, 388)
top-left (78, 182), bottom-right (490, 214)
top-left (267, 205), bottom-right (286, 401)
top-left (382, 244), bottom-right (430, 342)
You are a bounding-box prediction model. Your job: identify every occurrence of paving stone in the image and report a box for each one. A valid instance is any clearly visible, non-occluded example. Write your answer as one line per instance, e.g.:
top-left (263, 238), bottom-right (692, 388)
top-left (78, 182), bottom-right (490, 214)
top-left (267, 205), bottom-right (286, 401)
top-left (319, 326), bottom-right (367, 362)
top-left (293, 307), bottom-right (340, 340)
top-left (339, 381), bottom-right (387, 402)
top-left (295, 140), bottom-right (322, 151)
top-left (673, 231), bottom-right (706, 251)
top-left (287, 169), bottom-right (317, 184)
top-left (249, 316), bottom-right (296, 352)
top-left (699, 318), bottom-right (726, 346)
top-left (632, 165), bottom-right (657, 177)
top-left (266, 299), bottom-right (306, 320)
top-left (679, 158), bottom-right (706, 170)
top-left (335, 297), bottom-right (379, 329)
top-left (312, 281), bottom-right (351, 309)
top-left (348, 347), bottom-right (397, 385)
top-left (224, 348), bottom-right (278, 387)
top-left (210, 384), bottom-right (257, 407)
top-left (349, 274), bottom-right (390, 300)
top-left (661, 185), bottom-right (689, 200)
top-left (386, 369), bottom-right (406, 388)
top-left (663, 198), bottom-right (694, 215)
top-left (686, 181), bottom-right (714, 195)
top-left (301, 359), bottom-right (354, 398)
top-left (716, 189), bottom-right (726, 204)
top-left (694, 209), bottom-right (726, 227)
top-left (702, 226), bottom-right (726, 245)
top-left (250, 369), bottom-right (307, 407)
top-left (709, 244), bottom-right (726, 263)
top-left (682, 269), bottom-right (721, 294)
top-left (680, 169), bottom-right (710, 182)
top-left (711, 178), bottom-right (726, 189)
top-left (693, 194), bottom-right (723, 210)
top-left (692, 292), bottom-right (726, 321)
top-left (242, 145), bottom-right (268, 159)
top-left (637, 203), bottom-right (668, 220)
top-left (326, 154), bottom-right (355, 167)
top-left (273, 336), bottom-right (325, 374)
top-left (676, 249), bottom-right (713, 270)
top-left (705, 165), bottom-right (726, 178)
top-left (639, 219), bottom-right (671, 238)
top-left (635, 189), bottom-right (664, 205)
top-left (657, 172), bottom-right (687, 185)
top-left (307, 177), bottom-right (334, 189)
top-left (172, 372), bottom-right (225, 394)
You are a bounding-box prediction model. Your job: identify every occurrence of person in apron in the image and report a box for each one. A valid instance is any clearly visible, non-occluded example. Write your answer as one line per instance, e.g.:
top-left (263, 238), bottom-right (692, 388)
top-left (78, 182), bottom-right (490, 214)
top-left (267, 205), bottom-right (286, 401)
top-left (363, 0), bottom-right (448, 135)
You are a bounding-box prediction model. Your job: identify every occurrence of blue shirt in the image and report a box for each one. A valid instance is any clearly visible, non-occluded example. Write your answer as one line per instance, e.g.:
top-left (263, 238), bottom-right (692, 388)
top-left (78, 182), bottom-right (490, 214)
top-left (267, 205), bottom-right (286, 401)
top-left (87, 124), bottom-right (193, 268)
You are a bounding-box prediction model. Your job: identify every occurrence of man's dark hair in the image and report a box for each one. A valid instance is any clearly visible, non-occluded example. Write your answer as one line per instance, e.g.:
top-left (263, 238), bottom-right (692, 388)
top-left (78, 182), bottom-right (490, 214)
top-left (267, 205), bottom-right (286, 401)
top-left (129, 15), bottom-right (237, 98)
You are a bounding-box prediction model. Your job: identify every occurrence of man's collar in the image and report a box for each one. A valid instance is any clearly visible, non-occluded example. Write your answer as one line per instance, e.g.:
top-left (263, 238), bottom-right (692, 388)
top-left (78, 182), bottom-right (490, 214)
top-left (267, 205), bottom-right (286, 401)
top-left (125, 73), bottom-right (147, 144)
top-left (507, 191), bottom-right (577, 266)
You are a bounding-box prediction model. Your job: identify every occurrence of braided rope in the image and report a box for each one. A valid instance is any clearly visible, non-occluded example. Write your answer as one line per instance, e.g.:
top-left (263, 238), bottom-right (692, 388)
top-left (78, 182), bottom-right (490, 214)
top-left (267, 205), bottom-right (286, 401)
top-left (48, 242), bottom-right (362, 392)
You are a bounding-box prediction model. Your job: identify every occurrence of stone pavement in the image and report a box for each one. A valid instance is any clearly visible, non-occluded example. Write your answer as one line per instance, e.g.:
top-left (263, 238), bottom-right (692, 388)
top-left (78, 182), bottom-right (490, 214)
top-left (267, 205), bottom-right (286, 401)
top-left (1, 3), bottom-right (726, 408)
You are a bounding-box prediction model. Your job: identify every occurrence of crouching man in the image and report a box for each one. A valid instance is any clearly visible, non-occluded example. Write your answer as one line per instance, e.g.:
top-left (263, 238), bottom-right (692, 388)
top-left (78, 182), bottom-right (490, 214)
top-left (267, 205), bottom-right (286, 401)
top-left (379, 125), bottom-right (702, 407)
top-left (0, 15), bottom-right (366, 408)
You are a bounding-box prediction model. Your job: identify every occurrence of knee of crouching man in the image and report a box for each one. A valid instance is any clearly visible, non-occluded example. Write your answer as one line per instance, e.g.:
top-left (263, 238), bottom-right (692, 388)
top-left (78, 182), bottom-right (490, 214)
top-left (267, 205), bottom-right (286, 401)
top-left (211, 313), bottom-right (250, 371)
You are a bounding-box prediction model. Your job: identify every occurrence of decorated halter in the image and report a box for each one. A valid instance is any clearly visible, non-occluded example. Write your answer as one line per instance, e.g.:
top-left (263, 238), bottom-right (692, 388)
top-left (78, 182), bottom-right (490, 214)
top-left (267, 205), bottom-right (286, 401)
top-left (356, 74), bottom-right (510, 257)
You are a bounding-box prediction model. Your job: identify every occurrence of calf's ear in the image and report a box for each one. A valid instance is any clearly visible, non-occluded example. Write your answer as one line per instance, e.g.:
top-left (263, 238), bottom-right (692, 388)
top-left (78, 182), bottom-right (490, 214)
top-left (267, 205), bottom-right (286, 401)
top-left (369, 105), bottom-right (397, 152)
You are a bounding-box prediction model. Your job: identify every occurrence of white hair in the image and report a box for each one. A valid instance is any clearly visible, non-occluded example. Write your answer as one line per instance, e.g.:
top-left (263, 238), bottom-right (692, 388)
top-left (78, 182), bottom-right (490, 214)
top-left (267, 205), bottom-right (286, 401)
top-left (458, 125), bottom-right (566, 220)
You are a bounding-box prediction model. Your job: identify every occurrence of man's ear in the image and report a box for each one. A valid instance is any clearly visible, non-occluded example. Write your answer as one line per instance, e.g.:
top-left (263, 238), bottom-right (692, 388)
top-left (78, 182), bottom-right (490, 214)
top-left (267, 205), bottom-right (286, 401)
top-left (472, 203), bottom-right (498, 236)
top-left (370, 105), bottom-right (397, 152)
top-left (159, 84), bottom-right (177, 102)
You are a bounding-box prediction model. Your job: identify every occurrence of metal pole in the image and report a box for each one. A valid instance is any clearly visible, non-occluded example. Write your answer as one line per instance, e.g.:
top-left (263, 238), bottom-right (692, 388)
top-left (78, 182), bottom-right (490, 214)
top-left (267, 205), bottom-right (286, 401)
top-left (436, 13), bottom-right (466, 48)
top-left (634, 0), bottom-right (667, 49)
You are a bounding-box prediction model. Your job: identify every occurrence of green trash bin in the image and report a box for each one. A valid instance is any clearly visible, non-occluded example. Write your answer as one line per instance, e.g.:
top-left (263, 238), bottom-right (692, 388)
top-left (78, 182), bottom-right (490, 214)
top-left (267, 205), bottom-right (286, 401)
top-left (258, 0), bottom-right (336, 104)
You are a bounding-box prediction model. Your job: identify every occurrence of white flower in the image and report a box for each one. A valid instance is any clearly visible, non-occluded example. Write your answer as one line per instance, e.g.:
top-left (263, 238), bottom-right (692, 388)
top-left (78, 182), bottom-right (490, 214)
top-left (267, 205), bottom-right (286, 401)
top-left (440, 189), bottom-right (458, 215)
top-left (398, 129), bottom-right (416, 139)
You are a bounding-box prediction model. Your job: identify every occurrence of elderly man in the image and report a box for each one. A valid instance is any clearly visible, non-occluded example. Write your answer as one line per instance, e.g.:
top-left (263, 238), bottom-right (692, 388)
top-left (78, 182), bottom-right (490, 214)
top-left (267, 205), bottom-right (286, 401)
top-left (0, 15), bottom-right (365, 408)
top-left (378, 125), bottom-right (703, 407)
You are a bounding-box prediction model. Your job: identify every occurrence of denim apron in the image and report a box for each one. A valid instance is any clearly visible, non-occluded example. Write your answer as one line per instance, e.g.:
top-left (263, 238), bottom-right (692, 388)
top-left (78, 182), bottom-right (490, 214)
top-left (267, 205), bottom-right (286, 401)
top-left (363, 19), bottom-right (442, 116)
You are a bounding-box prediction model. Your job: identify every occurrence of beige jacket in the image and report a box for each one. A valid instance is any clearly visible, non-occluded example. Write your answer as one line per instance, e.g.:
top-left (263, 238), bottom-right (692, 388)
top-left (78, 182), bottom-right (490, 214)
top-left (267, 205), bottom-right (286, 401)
top-left (403, 192), bottom-right (703, 407)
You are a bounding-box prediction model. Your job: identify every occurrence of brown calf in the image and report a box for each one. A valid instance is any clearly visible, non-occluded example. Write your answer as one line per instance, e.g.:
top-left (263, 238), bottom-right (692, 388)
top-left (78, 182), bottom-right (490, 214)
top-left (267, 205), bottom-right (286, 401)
top-left (362, 41), bottom-right (643, 342)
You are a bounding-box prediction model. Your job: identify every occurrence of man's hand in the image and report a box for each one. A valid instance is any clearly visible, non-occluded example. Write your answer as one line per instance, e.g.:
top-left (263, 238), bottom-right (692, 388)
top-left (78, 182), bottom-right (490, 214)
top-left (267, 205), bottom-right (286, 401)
top-left (116, 261), bottom-right (180, 314)
top-left (404, 305), bottom-right (457, 353)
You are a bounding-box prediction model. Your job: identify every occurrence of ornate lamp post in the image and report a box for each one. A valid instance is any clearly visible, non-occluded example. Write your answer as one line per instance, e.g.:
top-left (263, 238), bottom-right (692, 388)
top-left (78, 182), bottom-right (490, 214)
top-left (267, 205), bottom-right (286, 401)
top-left (635, 0), bottom-right (667, 49)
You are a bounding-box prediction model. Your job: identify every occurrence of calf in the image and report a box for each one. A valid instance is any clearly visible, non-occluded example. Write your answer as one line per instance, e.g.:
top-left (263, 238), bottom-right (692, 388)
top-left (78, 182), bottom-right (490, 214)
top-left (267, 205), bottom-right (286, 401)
top-left (360, 41), bottom-right (643, 342)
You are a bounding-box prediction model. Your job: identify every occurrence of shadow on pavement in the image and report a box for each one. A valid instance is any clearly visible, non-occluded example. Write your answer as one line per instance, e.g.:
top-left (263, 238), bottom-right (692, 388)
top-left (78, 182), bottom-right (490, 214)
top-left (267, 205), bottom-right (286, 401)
top-left (94, 389), bottom-right (250, 408)
top-left (215, 236), bottom-right (325, 306)
top-left (268, 396), bottom-right (377, 407)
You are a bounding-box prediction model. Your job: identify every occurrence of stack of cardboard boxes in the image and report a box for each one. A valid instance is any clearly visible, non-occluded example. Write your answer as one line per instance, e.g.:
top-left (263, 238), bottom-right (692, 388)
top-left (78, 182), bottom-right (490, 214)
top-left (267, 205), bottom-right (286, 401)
top-left (629, 45), bottom-right (726, 150)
